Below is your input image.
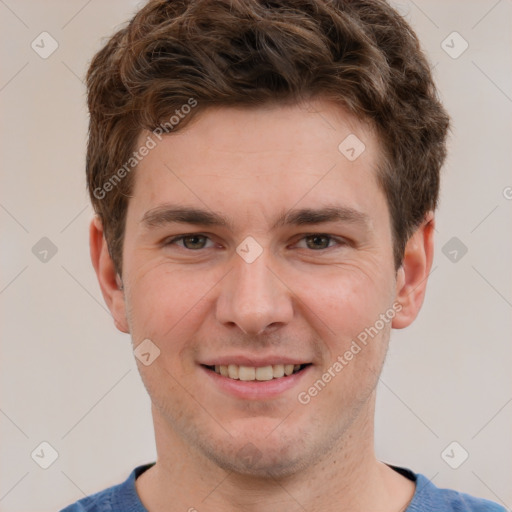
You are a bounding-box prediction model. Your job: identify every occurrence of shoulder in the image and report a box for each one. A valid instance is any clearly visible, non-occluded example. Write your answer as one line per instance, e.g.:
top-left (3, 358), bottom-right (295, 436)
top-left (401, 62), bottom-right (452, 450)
top-left (60, 485), bottom-right (117, 512)
top-left (59, 464), bottom-right (154, 512)
top-left (406, 470), bottom-right (507, 512)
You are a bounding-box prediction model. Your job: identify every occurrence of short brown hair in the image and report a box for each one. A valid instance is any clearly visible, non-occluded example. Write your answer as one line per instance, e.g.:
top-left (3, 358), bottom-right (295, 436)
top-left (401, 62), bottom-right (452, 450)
top-left (86, 0), bottom-right (449, 274)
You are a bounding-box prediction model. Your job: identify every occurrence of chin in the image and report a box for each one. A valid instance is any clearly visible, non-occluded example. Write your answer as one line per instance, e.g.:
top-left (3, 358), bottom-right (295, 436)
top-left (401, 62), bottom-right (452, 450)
top-left (206, 442), bottom-right (311, 479)
top-left (196, 424), bottom-right (318, 479)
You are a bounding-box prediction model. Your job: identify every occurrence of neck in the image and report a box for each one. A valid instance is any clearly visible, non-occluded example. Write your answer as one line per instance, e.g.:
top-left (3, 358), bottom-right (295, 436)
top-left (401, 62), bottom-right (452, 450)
top-left (136, 393), bottom-right (415, 512)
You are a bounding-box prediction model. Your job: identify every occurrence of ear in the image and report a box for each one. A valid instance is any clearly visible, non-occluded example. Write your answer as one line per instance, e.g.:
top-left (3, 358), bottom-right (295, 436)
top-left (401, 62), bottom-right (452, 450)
top-left (89, 216), bottom-right (130, 333)
top-left (392, 212), bottom-right (435, 329)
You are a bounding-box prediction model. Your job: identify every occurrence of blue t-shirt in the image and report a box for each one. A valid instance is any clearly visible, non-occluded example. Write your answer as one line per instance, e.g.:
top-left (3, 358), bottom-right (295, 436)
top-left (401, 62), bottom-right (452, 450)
top-left (60, 463), bottom-right (506, 511)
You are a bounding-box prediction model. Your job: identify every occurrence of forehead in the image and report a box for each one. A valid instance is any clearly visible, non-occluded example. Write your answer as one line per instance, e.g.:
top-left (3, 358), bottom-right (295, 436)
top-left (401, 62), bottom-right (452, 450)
top-left (129, 99), bottom-right (387, 229)
top-left (143, 99), bottom-right (379, 163)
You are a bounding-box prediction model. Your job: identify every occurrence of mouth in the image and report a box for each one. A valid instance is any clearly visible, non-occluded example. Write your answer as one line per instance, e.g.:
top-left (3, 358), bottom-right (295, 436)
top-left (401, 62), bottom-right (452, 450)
top-left (202, 363), bottom-right (311, 381)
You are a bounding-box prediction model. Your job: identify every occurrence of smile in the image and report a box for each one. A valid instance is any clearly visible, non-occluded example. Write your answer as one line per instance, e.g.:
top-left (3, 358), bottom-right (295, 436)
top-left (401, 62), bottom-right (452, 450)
top-left (204, 363), bottom-right (310, 381)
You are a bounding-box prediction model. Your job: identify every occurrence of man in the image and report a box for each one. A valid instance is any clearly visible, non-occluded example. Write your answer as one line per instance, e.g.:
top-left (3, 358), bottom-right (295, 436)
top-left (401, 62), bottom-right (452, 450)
top-left (62, 0), bottom-right (505, 510)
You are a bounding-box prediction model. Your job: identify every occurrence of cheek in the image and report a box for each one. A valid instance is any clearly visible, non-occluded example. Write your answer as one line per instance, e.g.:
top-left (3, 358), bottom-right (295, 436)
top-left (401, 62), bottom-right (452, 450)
top-left (125, 255), bottom-right (395, 362)
top-left (125, 265), bottom-right (221, 352)
top-left (299, 265), bottom-right (393, 340)
top-left (296, 266), bottom-right (394, 401)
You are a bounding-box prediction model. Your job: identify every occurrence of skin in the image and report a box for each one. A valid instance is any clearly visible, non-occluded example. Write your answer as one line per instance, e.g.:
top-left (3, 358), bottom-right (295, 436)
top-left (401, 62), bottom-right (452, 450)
top-left (91, 98), bottom-right (434, 511)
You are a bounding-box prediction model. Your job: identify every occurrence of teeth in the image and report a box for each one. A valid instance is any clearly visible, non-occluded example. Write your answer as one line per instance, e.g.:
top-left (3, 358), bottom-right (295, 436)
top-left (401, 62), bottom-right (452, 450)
top-left (228, 364), bottom-right (239, 379)
top-left (272, 364), bottom-right (284, 378)
top-left (212, 363), bottom-right (306, 381)
top-left (284, 364), bottom-right (294, 376)
top-left (239, 366), bottom-right (255, 381)
top-left (255, 366), bottom-right (273, 381)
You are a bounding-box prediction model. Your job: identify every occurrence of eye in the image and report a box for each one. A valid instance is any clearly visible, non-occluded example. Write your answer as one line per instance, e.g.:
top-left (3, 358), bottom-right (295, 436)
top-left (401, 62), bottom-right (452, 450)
top-left (165, 234), bottom-right (214, 250)
top-left (163, 233), bottom-right (346, 252)
top-left (294, 234), bottom-right (345, 251)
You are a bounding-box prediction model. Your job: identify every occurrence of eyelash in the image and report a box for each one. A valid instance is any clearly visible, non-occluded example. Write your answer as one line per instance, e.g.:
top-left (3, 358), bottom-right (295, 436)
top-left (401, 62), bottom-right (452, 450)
top-left (164, 233), bottom-right (347, 251)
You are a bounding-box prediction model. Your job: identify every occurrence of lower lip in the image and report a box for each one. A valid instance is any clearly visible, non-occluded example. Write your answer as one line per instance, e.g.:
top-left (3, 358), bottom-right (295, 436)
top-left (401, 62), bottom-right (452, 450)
top-left (201, 365), bottom-right (312, 400)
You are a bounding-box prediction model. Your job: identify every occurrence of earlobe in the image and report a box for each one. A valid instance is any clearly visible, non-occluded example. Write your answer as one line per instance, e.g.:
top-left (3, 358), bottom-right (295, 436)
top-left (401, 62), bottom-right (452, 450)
top-left (89, 216), bottom-right (130, 333)
top-left (392, 212), bottom-right (435, 329)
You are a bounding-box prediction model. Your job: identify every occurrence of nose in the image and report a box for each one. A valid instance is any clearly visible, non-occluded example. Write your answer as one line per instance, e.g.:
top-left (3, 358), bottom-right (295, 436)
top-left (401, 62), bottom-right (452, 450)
top-left (215, 249), bottom-right (294, 335)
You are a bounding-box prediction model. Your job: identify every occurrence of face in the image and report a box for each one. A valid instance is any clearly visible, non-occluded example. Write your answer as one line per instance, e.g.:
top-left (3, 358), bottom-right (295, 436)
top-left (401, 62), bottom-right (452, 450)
top-left (95, 98), bottom-right (427, 478)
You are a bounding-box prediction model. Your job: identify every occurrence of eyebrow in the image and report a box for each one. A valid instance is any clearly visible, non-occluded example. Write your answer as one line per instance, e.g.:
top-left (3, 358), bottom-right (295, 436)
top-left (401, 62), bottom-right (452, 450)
top-left (141, 205), bottom-right (370, 231)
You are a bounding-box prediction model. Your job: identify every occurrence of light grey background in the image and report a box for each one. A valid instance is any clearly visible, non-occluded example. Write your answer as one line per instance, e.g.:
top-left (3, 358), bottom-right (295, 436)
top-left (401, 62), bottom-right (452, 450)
top-left (0, 1), bottom-right (511, 511)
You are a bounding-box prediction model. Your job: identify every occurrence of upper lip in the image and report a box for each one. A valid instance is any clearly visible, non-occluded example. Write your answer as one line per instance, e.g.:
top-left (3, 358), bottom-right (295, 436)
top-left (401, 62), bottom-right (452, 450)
top-left (200, 356), bottom-right (312, 367)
